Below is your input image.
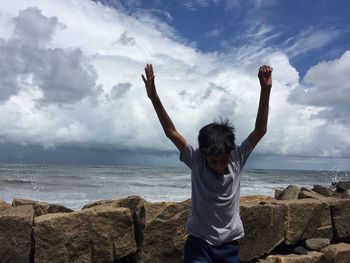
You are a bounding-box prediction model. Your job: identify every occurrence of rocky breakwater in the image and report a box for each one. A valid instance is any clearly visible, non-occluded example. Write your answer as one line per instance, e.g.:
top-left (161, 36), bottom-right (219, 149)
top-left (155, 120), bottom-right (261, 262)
top-left (0, 181), bottom-right (349, 263)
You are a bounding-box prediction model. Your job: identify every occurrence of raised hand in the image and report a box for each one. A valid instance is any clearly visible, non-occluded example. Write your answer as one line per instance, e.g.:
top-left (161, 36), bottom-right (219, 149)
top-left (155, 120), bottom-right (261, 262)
top-left (258, 65), bottom-right (273, 89)
top-left (141, 64), bottom-right (157, 99)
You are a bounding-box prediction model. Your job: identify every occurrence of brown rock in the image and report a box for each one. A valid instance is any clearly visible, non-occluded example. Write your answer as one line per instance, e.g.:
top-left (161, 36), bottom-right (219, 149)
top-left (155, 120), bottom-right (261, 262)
top-left (321, 243), bottom-right (350, 263)
top-left (85, 196), bottom-right (192, 262)
top-left (273, 199), bottom-right (333, 245)
top-left (12, 198), bottom-right (73, 216)
top-left (83, 195), bottom-right (146, 261)
top-left (0, 199), bottom-right (11, 210)
top-left (276, 185), bottom-right (301, 200)
top-left (0, 205), bottom-right (34, 263)
top-left (240, 195), bottom-right (275, 203)
top-left (298, 187), bottom-right (330, 202)
top-left (34, 205), bottom-right (137, 263)
top-left (305, 238), bottom-right (330, 251)
top-left (141, 199), bottom-right (191, 263)
top-left (265, 251), bottom-right (325, 263)
top-left (239, 201), bottom-right (285, 262)
top-left (328, 199), bottom-right (350, 239)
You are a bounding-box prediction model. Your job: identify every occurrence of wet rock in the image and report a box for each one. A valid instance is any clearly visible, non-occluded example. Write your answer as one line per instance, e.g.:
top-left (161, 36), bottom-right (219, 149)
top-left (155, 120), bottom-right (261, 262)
top-left (34, 205), bottom-right (137, 263)
top-left (239, 201), bottom-right (285, 262)
top-left (12, 198), bottom-right (73, 216)
top-left (0, 205), bottom-right (34, 263)
top-left (305, 238), bottom-right (330, 251)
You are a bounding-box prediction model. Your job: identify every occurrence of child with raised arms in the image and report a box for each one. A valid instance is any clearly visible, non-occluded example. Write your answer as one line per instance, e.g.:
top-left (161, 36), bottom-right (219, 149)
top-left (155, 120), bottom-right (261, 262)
top-left (142, 64), bottom-right (273, 263)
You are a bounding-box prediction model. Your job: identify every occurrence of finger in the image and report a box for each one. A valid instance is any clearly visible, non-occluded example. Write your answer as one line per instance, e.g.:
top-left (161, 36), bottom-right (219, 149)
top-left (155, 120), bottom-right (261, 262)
top-left (150, 64), bottom-right (154, 76)
top-left (141, 74), bottom-right (147, 84)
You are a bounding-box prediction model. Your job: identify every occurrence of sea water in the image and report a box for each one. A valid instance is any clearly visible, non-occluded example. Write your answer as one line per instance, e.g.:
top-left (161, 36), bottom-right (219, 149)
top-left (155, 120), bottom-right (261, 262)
top-left (0, 164), bottom-right (348, 210)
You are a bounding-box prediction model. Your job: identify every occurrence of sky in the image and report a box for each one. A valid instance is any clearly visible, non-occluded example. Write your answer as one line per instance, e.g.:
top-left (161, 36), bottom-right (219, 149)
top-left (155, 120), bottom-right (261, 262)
top-left (0, 0), bottom-right (349, 170)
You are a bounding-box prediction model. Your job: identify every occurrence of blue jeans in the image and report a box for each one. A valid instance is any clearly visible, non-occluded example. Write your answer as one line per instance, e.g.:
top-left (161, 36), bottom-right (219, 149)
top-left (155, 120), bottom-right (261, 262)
top-left (184, 235), bottom-right (240, 263)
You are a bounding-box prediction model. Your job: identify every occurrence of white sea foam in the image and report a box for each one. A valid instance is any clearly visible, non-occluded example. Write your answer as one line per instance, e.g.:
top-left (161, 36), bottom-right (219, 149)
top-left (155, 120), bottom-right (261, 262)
top-left (0, 165), bottom-right (348, 210)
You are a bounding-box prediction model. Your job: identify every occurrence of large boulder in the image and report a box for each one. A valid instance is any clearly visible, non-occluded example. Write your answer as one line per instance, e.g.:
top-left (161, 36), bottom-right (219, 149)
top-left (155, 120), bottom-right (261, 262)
top-left (0, 205), bottom-right (34, 263)
top-left (328, 199), bottom-right (350, 240)
top-left (83, 195), bottom-right (146, 261)
top-left (274, 199), bottom-right (333, 244)
top-left (34, 205), bottom-right (137, 263)
top-left (239, 201), bottom-right (285, 262)
top-left (305, 238), bottom-right (330, 251)
top-left (12, 198), bottom-right (73, 216)
top-left (141, 199), bottom-right (191, 263)
top-left (85, 196), bottom-right (191, 263)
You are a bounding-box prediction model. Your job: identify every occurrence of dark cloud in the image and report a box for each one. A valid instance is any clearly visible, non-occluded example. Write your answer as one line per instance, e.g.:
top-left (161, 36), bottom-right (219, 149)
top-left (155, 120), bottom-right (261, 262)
top-left (0, 7), bottom-right (98, 104)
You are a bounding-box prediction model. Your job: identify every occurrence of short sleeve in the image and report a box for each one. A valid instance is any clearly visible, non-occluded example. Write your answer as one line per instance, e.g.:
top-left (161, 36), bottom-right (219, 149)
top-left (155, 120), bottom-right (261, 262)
top-left (179, 143), bottom-right (196, 169)
top-left (234, 138), bottom-right (254, 168)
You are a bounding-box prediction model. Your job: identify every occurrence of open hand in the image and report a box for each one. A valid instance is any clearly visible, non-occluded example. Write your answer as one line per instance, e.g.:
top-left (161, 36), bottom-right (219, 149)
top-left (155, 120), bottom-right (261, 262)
top-left (258, 65), bottom-right (273, 89)
top-left (142, 64), bottom-right (156, 99)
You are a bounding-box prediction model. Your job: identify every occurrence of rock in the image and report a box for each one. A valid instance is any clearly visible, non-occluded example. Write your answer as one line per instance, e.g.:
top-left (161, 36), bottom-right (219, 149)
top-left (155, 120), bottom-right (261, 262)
top-left (240, 195), bottom-right (275, 204)
top-left (239, 201), bottom-right (285, 262)
top-left (298, 187), bottom-right (330, 202)
top-left (275, 188), bottom-right (283, 198)
top-left (84, 196), bottom-right (191, 262)
top-left (274, 199), bottom-right (333, 245)
top-left (334, 181), bottom-right (350, 193)
top-left (34, 205), bottom-right (137, 262)
top-left (0, 199), bottom-right (11, 210)
top-left (265, 251), bottom-right (325, 263)
top-left (12, 198), bottom-right (73, 216)
top-left (276, 185), bottom-right (301, 200)
top-left (141, 199), bottom-right (191, 263)
top-left (312, 185), bottom-right (334, 197)
top-left (321, 243), bottom-right (350, 263)
top-left (293, 246), bottom-right (308, 255)
top-left (328, 199), bottom-right (350, 240)
top-left (0, 205), bottom-right (34, 263)
top-left (84, 195), bottom-right (146, 261)
top-left (305, 238), bottom-right (330, 251)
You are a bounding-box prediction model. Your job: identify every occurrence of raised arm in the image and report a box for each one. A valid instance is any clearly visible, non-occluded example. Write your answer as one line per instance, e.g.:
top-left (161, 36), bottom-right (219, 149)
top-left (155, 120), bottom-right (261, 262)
top-left (142, 64), bottom-right (187, 152)
top-left (248, 65), bottom-right (273, 148)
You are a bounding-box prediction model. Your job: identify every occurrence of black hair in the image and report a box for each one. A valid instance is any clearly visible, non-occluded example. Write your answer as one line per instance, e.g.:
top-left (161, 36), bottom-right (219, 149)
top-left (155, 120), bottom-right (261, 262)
top-left (198, 119), bottom-right (235, 156)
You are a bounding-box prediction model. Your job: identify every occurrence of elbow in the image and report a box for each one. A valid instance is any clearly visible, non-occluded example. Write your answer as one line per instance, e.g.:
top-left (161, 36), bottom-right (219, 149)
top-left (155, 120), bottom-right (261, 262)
top-left (165, 130), bottom-right (176, 139)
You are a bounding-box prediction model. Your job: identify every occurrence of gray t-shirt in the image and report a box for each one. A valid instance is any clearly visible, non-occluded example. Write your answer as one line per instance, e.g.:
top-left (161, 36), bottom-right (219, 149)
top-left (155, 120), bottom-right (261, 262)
top-left (180, 138), bottom-right (254, 245)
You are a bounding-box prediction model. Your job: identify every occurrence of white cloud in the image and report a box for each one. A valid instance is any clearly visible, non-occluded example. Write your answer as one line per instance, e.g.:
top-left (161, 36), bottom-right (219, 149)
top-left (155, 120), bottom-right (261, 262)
top-left (0, 0), bottom-right (349, 163)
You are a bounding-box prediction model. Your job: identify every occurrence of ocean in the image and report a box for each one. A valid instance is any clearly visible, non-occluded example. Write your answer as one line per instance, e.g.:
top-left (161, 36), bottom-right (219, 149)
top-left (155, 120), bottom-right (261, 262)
top-left (0, 164), bottom-right (349, 210)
